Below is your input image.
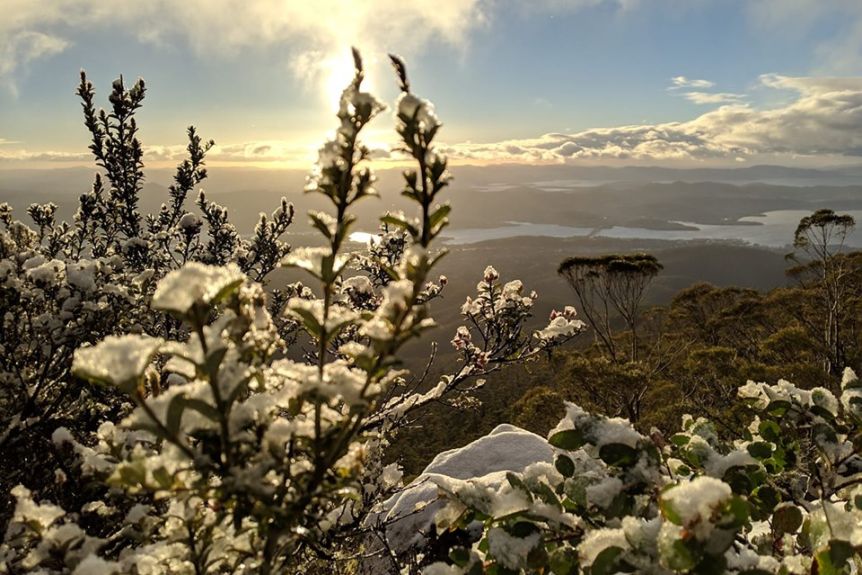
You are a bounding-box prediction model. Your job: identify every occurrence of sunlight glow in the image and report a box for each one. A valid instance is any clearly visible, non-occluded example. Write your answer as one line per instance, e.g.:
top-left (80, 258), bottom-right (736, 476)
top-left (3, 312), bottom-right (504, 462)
top-left (323, 51), bottom-right (360, 112)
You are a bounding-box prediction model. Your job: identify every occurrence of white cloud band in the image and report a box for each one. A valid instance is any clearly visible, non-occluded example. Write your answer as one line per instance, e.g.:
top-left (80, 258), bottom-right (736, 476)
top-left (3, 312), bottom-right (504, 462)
top-left (441, 75), bottom-right (862, 163)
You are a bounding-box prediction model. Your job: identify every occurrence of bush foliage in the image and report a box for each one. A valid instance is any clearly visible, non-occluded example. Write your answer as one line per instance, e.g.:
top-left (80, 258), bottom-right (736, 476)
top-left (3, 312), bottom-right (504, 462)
top-left (0, 52), bottom-right (582, 573)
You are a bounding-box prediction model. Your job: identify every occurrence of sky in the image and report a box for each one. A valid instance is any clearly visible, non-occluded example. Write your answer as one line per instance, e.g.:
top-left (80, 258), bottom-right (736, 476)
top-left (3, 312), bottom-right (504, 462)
top-left (2, 0), bottom-right (862, 169)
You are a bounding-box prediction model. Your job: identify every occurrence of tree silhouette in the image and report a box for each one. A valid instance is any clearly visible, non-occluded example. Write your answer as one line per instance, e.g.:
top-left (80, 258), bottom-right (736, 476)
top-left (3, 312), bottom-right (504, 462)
top-left (558, 253), bottom-right (662, 362)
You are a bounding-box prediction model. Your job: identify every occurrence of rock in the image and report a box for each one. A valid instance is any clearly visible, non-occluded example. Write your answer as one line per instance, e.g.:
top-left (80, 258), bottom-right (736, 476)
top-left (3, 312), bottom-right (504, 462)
top-left (362, 424), bottom-right (553, 571)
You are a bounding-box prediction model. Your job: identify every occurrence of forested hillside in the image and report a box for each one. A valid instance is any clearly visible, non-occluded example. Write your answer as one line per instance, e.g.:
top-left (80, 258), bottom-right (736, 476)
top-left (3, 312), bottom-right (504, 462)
top-left (394, 237), bottom-right (862, 475)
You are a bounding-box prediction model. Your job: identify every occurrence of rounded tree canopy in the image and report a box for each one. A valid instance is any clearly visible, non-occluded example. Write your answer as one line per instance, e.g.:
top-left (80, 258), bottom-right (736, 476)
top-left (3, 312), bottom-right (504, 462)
top-left (793, 208), bottom-right (856, 249)
top-left (558, 253), bottom-right (662, 277)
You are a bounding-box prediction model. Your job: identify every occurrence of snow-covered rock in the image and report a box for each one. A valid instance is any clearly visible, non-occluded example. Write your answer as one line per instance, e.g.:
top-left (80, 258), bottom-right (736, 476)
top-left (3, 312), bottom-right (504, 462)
top-left (364, 423), bottom-right (553, 568)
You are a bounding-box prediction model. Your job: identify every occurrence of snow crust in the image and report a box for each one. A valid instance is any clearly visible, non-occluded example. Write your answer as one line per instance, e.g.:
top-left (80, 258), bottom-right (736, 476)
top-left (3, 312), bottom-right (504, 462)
top-left (367, 424), bottom-right (554, 557)
top-left (72, 334), bottom-right (163, 389)
top-left (152, 262), bottom-right (244, 315)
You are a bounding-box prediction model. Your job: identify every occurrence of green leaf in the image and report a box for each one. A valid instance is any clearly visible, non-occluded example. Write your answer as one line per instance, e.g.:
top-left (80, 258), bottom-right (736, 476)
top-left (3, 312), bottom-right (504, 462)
top-left (810, 405), bottom-right (836, 421)
top-left (152, 466), bottom-right (174, 489)
top-left (590, 546), bottom-right (623, 575)
top-left (660, 537), bottom-right (700, 572)
top-left (746, 441), bottom-right (772, 459)
top-left (816, 540), bottom-right (854, 575)
top-left (117, 461), bottom-right (147, 486)
top-left (564, 477), bottom-right (589, 508)
top-left (660, 493), bottom-right (684, 525)
top-left (478, 537), bottom-right (489, 553)
top-left (165, 393), bottom-right (187, 437)
top-left (308, 212), bottom-right (334, 239)
top-left (549, 429), bottom-right (585, 450)
top-left (527, 543), bottom-right (550, 570)
top-left (506, 473), bottom-right (534, 502)
top-left (449, 547), bottom-right (471, 567)
top-left (534, 481), bottom-right (562, 509)
top-left (670, 433), bottom-right (690, 447)
top-left (288, 305), bottom-right (322, 338)
top-left (380, 214), bottom-right (418, 238)
top-left (598, 443), bottom-right (638, 468)
top-left (555, 454), bottom-right (575, 477)
top-left (847, 396), bottom-right (862, 412)
top-left (509, 521), bottom-right (540, 538)
top-left (751, 485), bottom-right (779, 519)
top-left (549, 547), bottom-right (577, 575)
top-left (182, 397), bottom-right (220, 422)
top-left (203, 346), bottom-right (229, 377)
top-left (766, 399), bottom-right (792, 417)
top-left (724, 467), bottom-right (756, 494)
top-left (429, 203), bottom-right (451, 230)
top-left (772, 503), bottom-right (803, 535)
top-left (724, 496), bottom-right (750, 528)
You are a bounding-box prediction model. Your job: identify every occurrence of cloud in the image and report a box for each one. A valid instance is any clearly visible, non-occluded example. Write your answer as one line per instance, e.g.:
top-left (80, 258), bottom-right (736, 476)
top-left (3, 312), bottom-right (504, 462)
top-left (0, 148), bottom-right (90, 162)
top-left (668, 76), bottom-right (745, 107)
top-left (138, 141), bottom-right (315, 164)
top-left (441, 75), bottom-right (862, 163)
top-left (8, 73), bottom-right (862, 166)
top-left (6, 73), bottom-right (862, 167)
top-left (0, 31), bottom-right (68, 77)
top-left (669, 76), bottom-right (715, 89)
top-left (681, 91), bottom-right (745, 105)
top-left (1, 0), bottom-right (643, 92)
top-left (0, 1), bottom-right (107, 86)
top-left (0, 30), bottom-right (68, 93)
top-left (0, 139), bottom-right (381, 166)
top-left (0, 0), bottom-right (492, 89)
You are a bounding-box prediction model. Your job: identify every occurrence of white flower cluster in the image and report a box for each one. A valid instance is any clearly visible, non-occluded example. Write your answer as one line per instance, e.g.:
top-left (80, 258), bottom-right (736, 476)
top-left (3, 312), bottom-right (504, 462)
top-left (452, 266), bottom-right (584, 376)
top-left (396, 92), bottom-right (441, 131)
top-left (535, 306), bottom-right (587, 344)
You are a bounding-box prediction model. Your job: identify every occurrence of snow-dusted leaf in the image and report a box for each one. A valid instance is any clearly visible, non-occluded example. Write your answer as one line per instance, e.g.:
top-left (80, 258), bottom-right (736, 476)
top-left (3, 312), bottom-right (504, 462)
top-left (152, 262), bottom-right (244, 316)
top-left (72, 334), bottom-right (163, 392)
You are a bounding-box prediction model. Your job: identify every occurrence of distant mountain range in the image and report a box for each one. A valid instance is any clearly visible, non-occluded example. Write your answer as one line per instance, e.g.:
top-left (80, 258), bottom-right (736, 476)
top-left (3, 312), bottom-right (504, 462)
top-left (1, 164), bottom-right (860, 235)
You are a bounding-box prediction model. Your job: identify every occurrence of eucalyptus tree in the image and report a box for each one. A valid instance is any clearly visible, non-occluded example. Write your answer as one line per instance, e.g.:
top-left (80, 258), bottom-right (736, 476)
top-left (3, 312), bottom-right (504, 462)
top-left (789, 209), bottom-right (856, 376)
top-left (558, 253), bottom-right (662, 362)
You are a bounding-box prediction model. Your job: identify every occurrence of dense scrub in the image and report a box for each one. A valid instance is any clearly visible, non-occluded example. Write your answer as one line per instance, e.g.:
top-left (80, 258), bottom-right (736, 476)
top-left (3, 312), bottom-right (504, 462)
top-left (397, 240), bottom-right (862, 472)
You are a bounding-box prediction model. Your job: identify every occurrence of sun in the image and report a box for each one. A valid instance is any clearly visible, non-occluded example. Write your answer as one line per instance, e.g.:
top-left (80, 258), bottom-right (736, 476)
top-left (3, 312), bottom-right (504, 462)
top-left (322, 52), bottom-right (359, 112)
top-left (320, 50), bottom-right (378, 113)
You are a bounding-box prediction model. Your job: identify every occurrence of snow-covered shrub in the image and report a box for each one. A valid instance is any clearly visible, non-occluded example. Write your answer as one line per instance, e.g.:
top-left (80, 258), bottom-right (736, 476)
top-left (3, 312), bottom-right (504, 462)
top-left (0, 51), bottom-right (582, 573)
top-left (366, 424), bottom-right (557, 573)
top-left (424, 368), bottom-right (862, 574)
top-left (0, 72), bottom-right (294, 525)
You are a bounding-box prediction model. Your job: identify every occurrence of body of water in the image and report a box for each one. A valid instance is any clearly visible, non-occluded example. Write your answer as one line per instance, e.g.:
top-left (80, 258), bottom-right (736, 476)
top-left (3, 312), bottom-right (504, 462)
top-left (435, 210), bottom-right (862, 248)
